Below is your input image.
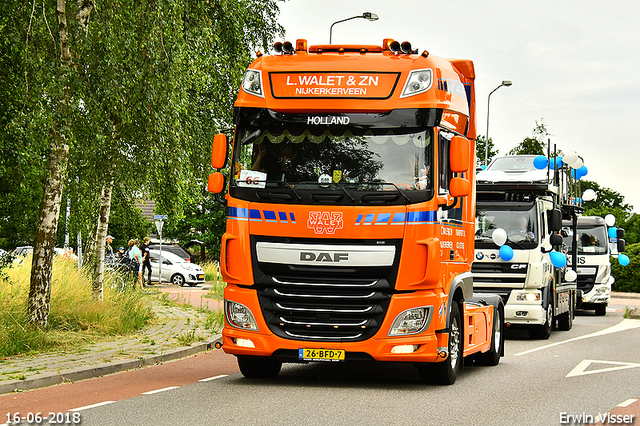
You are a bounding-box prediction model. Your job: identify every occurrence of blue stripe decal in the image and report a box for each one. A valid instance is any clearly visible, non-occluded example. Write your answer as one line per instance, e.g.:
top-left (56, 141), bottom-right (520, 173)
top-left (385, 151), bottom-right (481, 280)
top-left (376, 213), bottom-right (391, 225)
top-left (289, 213), bottom-right (296, 223)
top-left (264, 210), bottom-right (277, 222)
top-left (278, 211), bottom-right (288, 222)
top-left (363, 214), bottom-right (375, 225)
top-left (227, 207), bottom-right (249, 220)
top-left (249, 209), bottom-right (262, 222)
top-left (355, 214), bottom-right (363, 225)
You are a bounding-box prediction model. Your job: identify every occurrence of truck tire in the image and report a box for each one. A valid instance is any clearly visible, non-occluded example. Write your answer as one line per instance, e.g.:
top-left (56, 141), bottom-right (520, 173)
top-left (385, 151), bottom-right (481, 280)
top-left (418, 302), bottom-right (462, 385)
top-left (237, 356), bottom-right (282, 379)
top-left (529, 296), bottom-right (553, 339)
top-left (595, 304), bottom-right (607, 316)
top-left (557, 293), bottom-right (573, 331)
top-left (476, 306), bottom-right (504, 366)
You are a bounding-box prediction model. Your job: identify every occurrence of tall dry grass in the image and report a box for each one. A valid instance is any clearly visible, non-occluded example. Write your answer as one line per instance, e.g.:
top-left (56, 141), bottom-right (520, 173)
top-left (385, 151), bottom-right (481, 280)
top-left (0, 256), bottom-right (152, 357)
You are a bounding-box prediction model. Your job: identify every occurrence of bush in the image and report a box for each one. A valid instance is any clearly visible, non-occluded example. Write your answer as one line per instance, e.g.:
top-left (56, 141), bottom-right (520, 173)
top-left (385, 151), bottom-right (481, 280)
top-left (611, 243), bottom-right (640, 293)
top-left (0, 255), bottom-right (153, 357)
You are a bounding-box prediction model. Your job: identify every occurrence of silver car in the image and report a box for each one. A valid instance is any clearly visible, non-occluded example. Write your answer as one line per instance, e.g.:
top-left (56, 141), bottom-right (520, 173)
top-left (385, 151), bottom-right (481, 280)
top-left (148, 249), bottom-right (205, 286)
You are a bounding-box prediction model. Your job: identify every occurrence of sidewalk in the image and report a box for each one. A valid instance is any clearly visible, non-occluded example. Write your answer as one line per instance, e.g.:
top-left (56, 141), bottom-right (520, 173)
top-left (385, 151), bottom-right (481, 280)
top-left (0, 294), bottom-right (221, 395)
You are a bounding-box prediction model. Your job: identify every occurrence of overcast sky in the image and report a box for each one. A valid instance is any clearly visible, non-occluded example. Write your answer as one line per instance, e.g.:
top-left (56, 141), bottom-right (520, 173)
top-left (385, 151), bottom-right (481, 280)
top-left (276, 0), bottom-right (640, 214)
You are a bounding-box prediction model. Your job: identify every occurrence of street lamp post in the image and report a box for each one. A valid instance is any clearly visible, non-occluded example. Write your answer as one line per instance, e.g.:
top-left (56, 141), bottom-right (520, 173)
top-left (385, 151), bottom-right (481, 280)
top-left (485, 80), bottom-right (512, 166)
top-left (329, 12), bottom-right (379, 44)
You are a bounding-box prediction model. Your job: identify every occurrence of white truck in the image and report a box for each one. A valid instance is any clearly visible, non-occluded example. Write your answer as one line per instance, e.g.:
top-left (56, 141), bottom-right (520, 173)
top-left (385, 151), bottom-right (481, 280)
top-left (472, 155), bottom-right (579, 339)
top-left (562, 216), bottom-right (622, 316)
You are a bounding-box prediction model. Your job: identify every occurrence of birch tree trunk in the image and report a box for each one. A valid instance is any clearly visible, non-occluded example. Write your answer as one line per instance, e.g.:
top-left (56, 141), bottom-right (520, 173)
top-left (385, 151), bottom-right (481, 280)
top-left (93, 177), bottom-right (114, 299)
top-left (27, 0), bottom-right (73, 328)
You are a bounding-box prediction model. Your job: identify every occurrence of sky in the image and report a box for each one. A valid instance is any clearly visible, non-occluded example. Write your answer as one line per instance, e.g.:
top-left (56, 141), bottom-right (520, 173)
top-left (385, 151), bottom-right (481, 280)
top-left (275, 0), bottom-right (640, 213)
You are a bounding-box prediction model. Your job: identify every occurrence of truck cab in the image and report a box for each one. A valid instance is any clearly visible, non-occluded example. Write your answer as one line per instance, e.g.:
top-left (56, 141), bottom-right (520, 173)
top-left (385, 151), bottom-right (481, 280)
top-left (562, 216), bottom-right (612, 316)
top-left (207, 38), bottom-right (504, 385)
top-left (472, 155), bottom-right (578, 339)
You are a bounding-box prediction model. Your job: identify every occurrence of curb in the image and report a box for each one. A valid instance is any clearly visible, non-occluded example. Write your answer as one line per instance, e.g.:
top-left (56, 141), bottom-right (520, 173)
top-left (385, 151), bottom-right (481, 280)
top-left (611, 292), bottom-right (640, 300)
top-left (0, 335), bottom-right (221, 395)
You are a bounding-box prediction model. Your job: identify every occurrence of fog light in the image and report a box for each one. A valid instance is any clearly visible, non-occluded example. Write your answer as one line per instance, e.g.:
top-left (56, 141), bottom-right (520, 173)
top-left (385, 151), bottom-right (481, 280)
top-left (233, 338), bottom-right (256, 348)
top-left (391, 344), bottom-right (419, 354)
top-left (515, 311), bottom-right (529, 317)
top-left (225, 300), bottom-right (259, 331)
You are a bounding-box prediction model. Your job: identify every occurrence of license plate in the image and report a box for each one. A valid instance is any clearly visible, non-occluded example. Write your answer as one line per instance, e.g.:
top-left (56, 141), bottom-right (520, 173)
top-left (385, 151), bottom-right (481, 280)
top-left (197, 274), bottom-right (204, 280)
top-left (298, 348), bottom-right (345, 362)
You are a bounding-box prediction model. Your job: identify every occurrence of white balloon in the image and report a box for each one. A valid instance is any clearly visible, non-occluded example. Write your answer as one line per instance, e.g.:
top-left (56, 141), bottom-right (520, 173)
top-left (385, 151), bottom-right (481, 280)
top-left (605, 214), bottom-right (616, 227)
top-left (582, 189), bottom-right (597, 202)
top-left (563, 151), bottom-right (578, 165)
top-left (565, 269), bottom-right (577, 282)
top-left (492, 228), bottom-right (507, 246)
top-left (569, 158), bottom-right (583, 169)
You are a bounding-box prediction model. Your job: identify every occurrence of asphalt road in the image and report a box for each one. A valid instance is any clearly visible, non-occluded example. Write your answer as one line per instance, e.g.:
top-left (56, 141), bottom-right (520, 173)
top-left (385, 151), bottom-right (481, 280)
top-left (4, 301), bottom-right (638, 426)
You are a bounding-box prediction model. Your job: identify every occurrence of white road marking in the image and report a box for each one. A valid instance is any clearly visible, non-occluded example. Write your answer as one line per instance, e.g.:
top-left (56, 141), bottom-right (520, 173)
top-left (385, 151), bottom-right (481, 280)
top-left (617, 398), bottom-right (638, 408)
top-left (515, 319), bottom-right (640, 356)
top-left (69, 400), bottom-right (116, 411)
top-left (199, 374), bottom-right (228, 382)
top-left (566, 359), bottom-right (640, 378)
top-left (142, 386), bottom-right (179, 395)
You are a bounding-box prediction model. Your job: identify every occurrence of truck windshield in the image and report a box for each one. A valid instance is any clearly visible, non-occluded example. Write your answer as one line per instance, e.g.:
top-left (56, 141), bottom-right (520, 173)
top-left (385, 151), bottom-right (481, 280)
top-left (562, 225), bottom-right (608, 255)
top-left (475, 203), bottom-right (538, 248)
top-left (231, 124), bottom-right (434, 204)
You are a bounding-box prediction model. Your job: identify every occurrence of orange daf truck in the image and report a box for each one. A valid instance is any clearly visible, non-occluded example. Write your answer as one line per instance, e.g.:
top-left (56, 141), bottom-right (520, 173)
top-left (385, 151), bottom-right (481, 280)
top-left (207, 38), bottom-right (504, 385)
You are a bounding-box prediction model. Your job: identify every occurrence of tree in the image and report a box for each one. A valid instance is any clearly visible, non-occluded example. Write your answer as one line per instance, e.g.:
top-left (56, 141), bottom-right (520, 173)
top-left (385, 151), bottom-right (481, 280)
top-left (4, 0), bottom-right (285, 324)
top-left (476, 135), bottom-right (498, 166)
top-left (508, 119), bottom-right (550, 155)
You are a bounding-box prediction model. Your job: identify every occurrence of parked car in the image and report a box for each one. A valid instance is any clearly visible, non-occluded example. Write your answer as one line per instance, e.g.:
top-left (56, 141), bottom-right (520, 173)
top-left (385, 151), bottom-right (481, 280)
top-left (148, 243), bottom-right (191, 263)
top-left (148, 249), bottom-right (205, 286)
top-left (12, 246), bottom-right (33, 258)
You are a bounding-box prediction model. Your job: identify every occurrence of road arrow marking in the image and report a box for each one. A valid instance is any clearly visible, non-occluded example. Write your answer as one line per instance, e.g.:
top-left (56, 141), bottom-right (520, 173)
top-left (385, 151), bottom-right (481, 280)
top-left (566, 359), bottom-right (640, 377)
top-left (516, 319), bottom-right (640, 356)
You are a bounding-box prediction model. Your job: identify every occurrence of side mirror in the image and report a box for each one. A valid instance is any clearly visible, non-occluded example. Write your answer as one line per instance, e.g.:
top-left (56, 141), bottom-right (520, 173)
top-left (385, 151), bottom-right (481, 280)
top-left (450, 136), bottom-right (470, 173)
top-left (549, 233), bottom-right (563, 246)
top-left (207, 172), bottom-right (225, 194)
top-left (547, 209), bottom-right (562, 231)
top-left (617, 238), bottom-right (626, 253)
top-left (211, 133), bottom-right (228, 169)
top-left (449, 177), bottom-right (471, 197)
top-left (617, 228), bottom-right (625, 239)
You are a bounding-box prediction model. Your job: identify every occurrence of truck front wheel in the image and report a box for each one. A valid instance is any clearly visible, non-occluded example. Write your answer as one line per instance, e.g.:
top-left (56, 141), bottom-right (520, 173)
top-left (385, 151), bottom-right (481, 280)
top-left (475, 305), bottom-right (504, 366)
top-left (595, 304), bottom-right (607, 316)
top-left (529, 296), bottom-right (553, 339)
top-left (237, 356), bottom-right (282, 379)
top-left (557, 293), bottom-right (573, 331)
top-left (418, 301), bottom-right (462, 385)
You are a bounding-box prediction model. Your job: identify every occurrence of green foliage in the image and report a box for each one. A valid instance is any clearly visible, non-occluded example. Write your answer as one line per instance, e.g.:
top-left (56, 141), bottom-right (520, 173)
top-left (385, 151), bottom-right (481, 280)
top-left (611, 243), bottom-right (640, 293)
top-left (581, 180), bottom-right (638, 245)
top-left (508, 119), bottom-right (550, 155)
top-left (0, 256), bottom-right (153, 357)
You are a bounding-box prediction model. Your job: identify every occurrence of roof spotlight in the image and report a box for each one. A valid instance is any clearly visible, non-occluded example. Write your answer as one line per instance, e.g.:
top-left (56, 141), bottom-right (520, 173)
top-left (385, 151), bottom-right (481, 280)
top-left (282, 41), bottom-right (294, 54)
top-left (389, 40), bottom-right (400, 53)
top-left (400, 41), bottom-right (412, 54)
top-left (273, 42), bottom-right (283, 53)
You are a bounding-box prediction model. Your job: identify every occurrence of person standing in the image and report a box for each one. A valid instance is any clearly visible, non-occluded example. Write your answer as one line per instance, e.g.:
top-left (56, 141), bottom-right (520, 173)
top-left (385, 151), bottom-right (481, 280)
top-left (140, 237), bottom-right (153, 286)
top-left (105, 235), bottom-right (114, 261)
top-left (128, 239), bottom-right (144, 289)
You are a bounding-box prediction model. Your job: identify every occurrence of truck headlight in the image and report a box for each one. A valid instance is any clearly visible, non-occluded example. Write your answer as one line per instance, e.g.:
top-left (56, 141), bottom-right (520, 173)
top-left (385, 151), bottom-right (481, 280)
top-left (400, 69), bottom-right (432, 98)
top-left (515, 292), bottom-right (541, 302)
top-left (242, 69), bottom-right (264, 98)
top-left (225, 300), bottom-right (259, 331)
top-left (389, 307), bottom-right (432, 336)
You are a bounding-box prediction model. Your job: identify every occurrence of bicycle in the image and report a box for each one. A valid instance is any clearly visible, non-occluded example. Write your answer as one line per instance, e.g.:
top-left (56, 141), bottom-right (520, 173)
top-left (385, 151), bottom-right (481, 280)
top-left (104, 259), bottom-right (134, 292)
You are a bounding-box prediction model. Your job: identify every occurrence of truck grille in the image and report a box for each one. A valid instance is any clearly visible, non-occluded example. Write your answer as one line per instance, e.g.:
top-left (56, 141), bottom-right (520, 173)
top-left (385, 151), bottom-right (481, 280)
top-left (257, 277), bottom-right (391, 341)
top-left (251, 236), bottom-right (400, 342)
top-left (471, 262), bottom-right (528, 286)
top-left (576, 274), bottom-right (596, 293)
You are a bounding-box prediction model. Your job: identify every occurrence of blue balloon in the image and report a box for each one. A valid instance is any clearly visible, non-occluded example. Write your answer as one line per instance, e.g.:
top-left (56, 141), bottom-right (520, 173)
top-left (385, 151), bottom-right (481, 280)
top-left (608, 227), bottom-right (618, 239)
top-left (618, 253), bottom-right (630, 266)
top-left (578, 165), bottom-right (588, 178)
top-left (533, 155), bottom-right (548, 170)
top-left (549, 250), bottom-right (567, 268)
top-left (554, 156), bottom-right (564, 168)
top-left (481, 165), bottom-right (487, 170)
top-left (499, 245), bottom-right (514, 261)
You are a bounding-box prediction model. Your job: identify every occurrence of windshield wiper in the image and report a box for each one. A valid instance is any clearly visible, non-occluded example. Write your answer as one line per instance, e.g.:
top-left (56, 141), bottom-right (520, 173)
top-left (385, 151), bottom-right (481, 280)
top-left (241, 129), bottom-right (262, 145)
top-left (333, 182), bottom-right (356, 202)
